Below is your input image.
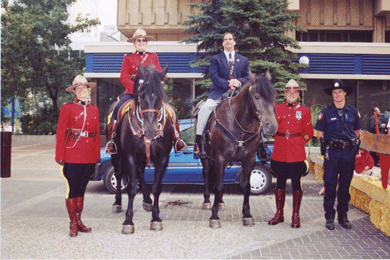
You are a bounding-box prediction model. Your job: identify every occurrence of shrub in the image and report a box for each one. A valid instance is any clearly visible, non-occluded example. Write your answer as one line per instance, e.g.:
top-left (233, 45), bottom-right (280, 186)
top-left (20, 108), bottom-right (59, 135)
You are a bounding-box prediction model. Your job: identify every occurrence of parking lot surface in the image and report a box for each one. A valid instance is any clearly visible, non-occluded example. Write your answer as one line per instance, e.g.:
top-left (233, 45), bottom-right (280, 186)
top-left (1, 143), bottom-right (390, 259)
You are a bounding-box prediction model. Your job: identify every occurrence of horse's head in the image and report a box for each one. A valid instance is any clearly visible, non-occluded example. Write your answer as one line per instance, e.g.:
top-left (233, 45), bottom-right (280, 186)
top-left (248, 70), bottom-right (278, 135)
top-left (134, 64), bottom-right (169, 140)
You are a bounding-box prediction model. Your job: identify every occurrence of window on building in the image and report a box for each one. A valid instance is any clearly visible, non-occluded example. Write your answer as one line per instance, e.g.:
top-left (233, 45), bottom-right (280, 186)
top-left (386, 31), bottom-right (390, 43)
top-left (296, 30), bottom-right (373, 42)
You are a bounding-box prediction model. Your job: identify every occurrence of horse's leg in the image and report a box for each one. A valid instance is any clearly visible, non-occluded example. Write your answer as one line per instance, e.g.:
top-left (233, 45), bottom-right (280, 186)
top-left (240, 159), bottom-right (255, 227)
top-left (209, 155), bottom-right (225, 229)
top-left (201, 157), bottom-right (212, 210)
top-left (149, 155), bottom-right (169, 231)
top-left (122, 156), bottom-right (137, 234)
top-left (137, 165), bottom-right (152, 212)
top-left (112, 154), bottom-right (123, 213)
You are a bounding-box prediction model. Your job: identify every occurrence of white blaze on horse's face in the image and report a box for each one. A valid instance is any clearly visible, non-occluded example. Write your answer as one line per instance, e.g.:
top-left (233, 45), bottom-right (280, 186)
top-left (137, 78), bottom-right (164, 140)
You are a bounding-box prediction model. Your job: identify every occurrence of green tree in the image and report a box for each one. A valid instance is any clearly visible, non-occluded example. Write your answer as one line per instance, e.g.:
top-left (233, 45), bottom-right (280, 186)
top-left (1, 0), bottom-right (100, 114)
top-left (181, 0), bottom-right (307, 102)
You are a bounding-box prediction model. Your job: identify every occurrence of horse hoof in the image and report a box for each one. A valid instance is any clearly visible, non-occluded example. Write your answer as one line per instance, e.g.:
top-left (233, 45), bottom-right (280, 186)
top-left (112, 205), bottom-right (122, 213)
top-left (218, 203), bottom-right (226, 211)
top-left (209, 219), bottom-right (221, 229)
top-left (150, 221), bottom-right (163, 231)
top-left (242, 217), bottom-right (255, 227)
top-left (143, 202), bottom-right (153, 212)
top-left (202, 202), bottom-right (211, 210)
top-left (122, 225), bottom-right (135, 234)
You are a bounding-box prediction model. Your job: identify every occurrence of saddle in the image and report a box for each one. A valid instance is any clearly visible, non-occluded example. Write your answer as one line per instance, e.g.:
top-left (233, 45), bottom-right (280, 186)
top-left (106, 99), bottom-right (136, 126)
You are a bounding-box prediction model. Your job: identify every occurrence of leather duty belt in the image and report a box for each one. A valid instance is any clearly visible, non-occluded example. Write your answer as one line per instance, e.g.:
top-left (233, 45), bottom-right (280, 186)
top-left (275, 132), bottom-right (301, 138)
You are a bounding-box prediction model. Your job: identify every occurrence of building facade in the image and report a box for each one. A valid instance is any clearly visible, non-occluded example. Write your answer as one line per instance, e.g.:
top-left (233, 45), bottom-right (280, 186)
top-left (85, 0), bottom-right (390, 131)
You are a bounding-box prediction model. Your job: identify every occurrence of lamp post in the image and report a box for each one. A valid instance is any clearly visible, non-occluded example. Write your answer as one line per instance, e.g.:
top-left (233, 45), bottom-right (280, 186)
top-left (11, 92), bottom-right (15, 133)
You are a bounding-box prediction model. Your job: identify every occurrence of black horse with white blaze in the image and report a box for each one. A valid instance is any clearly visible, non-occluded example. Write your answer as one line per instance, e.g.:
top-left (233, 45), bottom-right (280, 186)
top-left (111, 64), bottom-right (174, 234)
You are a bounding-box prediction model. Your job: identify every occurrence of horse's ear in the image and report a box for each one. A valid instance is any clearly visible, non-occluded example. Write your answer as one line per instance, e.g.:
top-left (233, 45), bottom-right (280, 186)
top-left (161, 64), bottom-right (169, 78)
top-left (137, 62), bottom-right (144, 78)
top-left (248, 70), bottom-right (256, 84)
top-left (265, 69), bottom-right (272, 81)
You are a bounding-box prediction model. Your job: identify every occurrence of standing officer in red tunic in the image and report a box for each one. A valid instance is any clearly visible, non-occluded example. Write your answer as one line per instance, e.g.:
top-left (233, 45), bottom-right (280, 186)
top-left (105, 28), bottom-right (187, 154)
top-left (268, 79), bottom-right (313, 228)
top-left (55, 75), bottom-right (100, 237)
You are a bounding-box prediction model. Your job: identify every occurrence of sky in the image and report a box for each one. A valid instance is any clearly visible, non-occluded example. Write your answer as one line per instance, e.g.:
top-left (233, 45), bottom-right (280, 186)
top-left (68, 0), bottom-right (117, 29)
top-left (67, 0), bottom-right (119, 48)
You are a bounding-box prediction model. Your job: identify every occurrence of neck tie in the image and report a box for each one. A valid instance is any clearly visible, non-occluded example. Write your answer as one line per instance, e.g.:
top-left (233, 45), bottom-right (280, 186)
top-left (229, 53), bottom-right (234, 79)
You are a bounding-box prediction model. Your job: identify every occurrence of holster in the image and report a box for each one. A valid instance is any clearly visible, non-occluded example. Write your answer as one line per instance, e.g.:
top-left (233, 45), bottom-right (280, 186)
top-left (320, 138), bottom-right (326, 156)
top-left (65, 128), bottom-right (72, 145)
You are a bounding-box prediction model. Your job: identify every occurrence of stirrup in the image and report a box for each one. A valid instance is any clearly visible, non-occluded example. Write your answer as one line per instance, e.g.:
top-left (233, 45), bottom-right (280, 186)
top-left (174, 140), bottom-right (188, 153)
top-left (105, 141), bottom-right (117, 154)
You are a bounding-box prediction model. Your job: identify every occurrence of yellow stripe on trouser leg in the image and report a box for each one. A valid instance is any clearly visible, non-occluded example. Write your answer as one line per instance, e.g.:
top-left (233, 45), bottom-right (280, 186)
top-left (60, 165), bottom-right (70, 199)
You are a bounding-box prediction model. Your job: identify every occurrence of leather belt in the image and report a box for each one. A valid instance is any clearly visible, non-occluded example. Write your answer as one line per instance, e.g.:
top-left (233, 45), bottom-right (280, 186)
top-left (275, 132), bottom-right (301, 138)
top-left (67, 128), bottom-right (97, 140)
top-left (328, 138), bottom-right (351, 149)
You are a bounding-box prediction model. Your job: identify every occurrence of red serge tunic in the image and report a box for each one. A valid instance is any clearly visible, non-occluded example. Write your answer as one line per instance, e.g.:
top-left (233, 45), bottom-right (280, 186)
top-left (120, 52), bottom-right (162, 94)
top-left (55, 100), bottom-right (100, 164)
top-left (271, 102), bottom-right (314, 163)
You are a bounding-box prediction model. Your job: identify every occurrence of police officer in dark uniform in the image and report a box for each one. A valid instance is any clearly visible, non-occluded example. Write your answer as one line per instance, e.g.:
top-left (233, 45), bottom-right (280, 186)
top-left (315, 79), bottom-right (362, 230)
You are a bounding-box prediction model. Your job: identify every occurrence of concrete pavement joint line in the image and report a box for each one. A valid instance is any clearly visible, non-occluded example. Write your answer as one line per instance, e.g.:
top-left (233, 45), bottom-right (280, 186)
top-left (11, 144), bottom-right (42, 149)
top-left (2, 186), bottom-right (64, 216)
top-left (11, 149), bottom-right (55, 160)
top-left (222, 207), bottom-right (368, 259)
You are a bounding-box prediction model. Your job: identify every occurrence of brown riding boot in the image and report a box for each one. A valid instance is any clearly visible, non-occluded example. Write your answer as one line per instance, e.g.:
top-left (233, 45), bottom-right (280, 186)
top-left (173, 120), bottom-right (188, 153)
top-left (66, 198), bottom-right (78, 237)
top-left (193, 135), bottom-right (202, 156)
top-left (268, 189), bottom-right (285, 225)
top-left (291, 190), bottom-right (303, 228)
top-left (105, 120), bottom-right (118, 154)
top-left (76, 197), bottom-right (91, 233)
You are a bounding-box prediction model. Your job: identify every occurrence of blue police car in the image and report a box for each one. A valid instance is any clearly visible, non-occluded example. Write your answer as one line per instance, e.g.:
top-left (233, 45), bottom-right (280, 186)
top-left (91, 119), bottom-right (274, 195)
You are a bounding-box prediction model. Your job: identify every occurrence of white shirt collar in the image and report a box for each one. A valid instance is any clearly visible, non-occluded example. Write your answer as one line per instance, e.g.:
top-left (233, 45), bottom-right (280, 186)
top-left (224, 50), bottom-right (235, 62)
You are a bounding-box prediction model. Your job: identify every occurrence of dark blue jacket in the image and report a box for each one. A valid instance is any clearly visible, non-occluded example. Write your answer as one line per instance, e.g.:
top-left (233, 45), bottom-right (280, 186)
top-left (314, 104), bottom-right (362, 140)
top-left (208, 52), bottom-right (249, 100)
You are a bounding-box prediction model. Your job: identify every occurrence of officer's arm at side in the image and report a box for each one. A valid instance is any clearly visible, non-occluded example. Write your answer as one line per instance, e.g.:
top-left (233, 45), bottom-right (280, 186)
top-left (316, 130), bottom-right (324, 140)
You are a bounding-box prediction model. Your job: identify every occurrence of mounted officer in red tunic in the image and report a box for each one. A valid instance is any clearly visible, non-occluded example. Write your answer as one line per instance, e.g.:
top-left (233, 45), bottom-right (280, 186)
top-left (105, 28), bottom-right (187, 154)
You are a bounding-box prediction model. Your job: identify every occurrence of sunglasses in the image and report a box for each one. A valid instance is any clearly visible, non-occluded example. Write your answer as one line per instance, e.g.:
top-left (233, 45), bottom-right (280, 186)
top-left (136, 39), bottom-right (147, 43)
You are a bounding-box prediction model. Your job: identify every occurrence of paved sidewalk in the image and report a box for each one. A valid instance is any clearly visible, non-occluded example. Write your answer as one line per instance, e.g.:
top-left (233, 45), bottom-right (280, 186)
top-left (1, 143), bottom-right (390, 259)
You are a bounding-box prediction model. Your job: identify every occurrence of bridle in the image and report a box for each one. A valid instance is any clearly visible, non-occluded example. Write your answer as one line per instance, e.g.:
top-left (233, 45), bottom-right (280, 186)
top-left (212, 83), bottom-right (265, 161)
top-left (127, 78), bottom-right (167, 165)
top-left (227, 84), bottom-right (264, 136)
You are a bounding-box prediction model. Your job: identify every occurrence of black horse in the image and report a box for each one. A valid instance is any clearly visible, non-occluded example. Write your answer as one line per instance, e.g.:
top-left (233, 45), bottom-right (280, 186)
top-left (111, 64), bottom-right (173, 234)
top-left (200, 71), bottom-right (278, 228)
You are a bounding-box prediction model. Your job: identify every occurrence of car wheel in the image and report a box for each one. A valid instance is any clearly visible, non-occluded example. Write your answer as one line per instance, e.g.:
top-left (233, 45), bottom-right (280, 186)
top-left (249, 164), bottom-right (272, 195)
top-left (103, 167), bottom-right (128, 194)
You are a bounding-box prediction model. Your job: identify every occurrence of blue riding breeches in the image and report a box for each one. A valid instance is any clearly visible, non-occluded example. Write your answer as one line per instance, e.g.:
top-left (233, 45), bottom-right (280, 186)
top-left (62, 163), bottom-right (95, 199)
top-left (112, 93), bottom-right (133, 120)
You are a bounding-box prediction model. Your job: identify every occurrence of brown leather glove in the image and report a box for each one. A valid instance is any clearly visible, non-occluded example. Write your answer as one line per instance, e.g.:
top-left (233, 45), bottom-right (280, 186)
top-left (56, 160), bottom-right (64, 166)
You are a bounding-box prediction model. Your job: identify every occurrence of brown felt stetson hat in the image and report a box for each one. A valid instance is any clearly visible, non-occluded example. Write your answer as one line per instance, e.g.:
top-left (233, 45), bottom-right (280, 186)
top-left (65, 75), bottom-right (96, 92)
top-left (324, 79), bottom-right (353, 96)
top-left (127, 29), bottom-right (153, 43)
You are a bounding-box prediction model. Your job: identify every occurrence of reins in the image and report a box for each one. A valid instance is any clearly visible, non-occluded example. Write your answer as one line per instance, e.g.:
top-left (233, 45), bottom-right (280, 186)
top-left (208, 85), bottom-right (264, 162)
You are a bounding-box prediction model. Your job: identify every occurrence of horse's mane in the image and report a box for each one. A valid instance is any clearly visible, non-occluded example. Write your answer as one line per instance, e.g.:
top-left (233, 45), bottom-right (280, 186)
top-left (133, 64), bottom-right (168, 102)
top-left (252, 74), bottom-right (277, 103)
